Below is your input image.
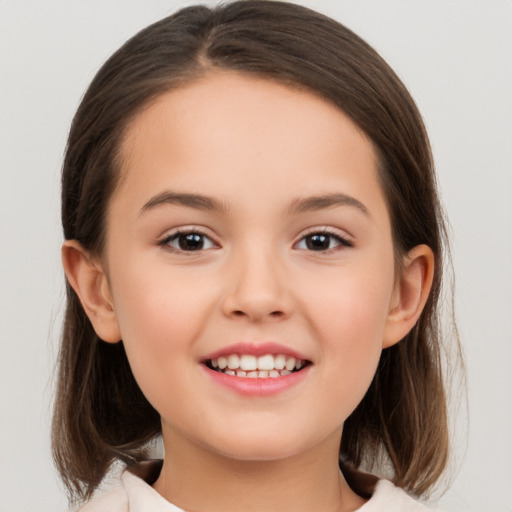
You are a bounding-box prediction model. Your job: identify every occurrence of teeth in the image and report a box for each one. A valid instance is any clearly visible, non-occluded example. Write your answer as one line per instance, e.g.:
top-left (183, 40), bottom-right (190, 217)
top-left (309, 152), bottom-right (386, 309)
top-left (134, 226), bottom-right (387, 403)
top-left (227, 354), bottom-right (239, 369)
top-left (285, 357), bottom-right (296, 371)
top-left (274, 354), bottom-right (286, 370)
top-left (209, 353), bottom-right (307, 377)
top-left (257, 354), bottom-right (275, 370)
top-left (240, 355), bottom-right (257, 371)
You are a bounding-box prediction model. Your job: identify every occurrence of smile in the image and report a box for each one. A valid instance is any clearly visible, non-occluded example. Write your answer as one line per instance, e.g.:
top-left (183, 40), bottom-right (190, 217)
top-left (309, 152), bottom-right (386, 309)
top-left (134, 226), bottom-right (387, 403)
top-left (206, 354), bottom-right (308, 378)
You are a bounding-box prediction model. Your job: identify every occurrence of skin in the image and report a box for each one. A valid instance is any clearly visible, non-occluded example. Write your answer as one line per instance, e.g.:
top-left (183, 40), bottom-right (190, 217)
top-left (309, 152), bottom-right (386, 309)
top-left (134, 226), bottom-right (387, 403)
top-left (63, 72), bottom-right (434, 512)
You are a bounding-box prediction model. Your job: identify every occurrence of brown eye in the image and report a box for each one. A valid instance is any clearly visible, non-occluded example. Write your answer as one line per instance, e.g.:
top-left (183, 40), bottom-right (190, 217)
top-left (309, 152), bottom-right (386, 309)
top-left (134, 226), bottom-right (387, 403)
top-left (163, 231), bottom-right (215, 252)
top-left (305, 233), bottom-right (331, 251)
top-left (296, 231), bottom-right (352, 252)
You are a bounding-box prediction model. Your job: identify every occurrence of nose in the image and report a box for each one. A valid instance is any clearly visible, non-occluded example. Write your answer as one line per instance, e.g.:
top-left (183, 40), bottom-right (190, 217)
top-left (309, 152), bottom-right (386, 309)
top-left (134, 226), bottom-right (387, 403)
top-left (221, 247), bottom-right (292, 323)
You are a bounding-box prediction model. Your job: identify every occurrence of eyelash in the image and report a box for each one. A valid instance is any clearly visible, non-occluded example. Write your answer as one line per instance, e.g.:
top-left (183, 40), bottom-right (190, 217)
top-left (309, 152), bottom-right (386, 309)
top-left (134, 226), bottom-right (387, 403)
top-left (295, 228), bottom-right (353, 253)
top-left (159, 229), bottom-right (217, 253)
top-left (158, 227), bottom-right (353, 254)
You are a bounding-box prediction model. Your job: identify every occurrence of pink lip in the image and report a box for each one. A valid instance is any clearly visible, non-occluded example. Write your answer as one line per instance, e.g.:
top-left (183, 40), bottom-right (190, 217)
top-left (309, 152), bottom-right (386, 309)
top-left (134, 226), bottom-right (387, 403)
top-left (201, 342), bottom-right (309, 362)
top-left (200, 342), bottom-right (311, 397)
top-left (202, 364), bottom-right (311, 397)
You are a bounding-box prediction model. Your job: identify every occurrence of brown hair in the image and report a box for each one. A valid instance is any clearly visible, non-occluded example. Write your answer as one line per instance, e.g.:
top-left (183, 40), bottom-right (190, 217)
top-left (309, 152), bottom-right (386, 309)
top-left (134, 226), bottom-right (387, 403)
top-left (54, 0), bottom-right (459, 504)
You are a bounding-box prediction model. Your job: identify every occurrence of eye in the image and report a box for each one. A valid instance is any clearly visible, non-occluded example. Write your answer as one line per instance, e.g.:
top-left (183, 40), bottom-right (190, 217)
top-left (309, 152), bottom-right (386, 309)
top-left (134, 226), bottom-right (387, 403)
top-left (161, 230), bottom-right (216, 252)
top-left (295, 230), bottom-right (352, 252)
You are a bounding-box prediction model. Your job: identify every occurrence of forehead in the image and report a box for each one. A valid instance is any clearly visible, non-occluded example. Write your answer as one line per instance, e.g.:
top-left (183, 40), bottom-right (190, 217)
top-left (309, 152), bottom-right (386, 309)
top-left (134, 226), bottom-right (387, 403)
top-left (115, 71), bottom-right (384, 217)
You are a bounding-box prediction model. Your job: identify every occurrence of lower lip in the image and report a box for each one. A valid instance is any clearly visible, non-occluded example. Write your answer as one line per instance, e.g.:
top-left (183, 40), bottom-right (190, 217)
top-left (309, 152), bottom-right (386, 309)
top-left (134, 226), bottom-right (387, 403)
top-left (203, 365), bottom-right (310, 396)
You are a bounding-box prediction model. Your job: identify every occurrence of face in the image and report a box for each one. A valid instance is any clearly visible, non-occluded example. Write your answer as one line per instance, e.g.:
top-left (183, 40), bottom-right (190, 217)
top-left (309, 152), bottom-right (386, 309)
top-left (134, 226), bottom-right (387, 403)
top-left (103, 72), bottom-right (398, 461)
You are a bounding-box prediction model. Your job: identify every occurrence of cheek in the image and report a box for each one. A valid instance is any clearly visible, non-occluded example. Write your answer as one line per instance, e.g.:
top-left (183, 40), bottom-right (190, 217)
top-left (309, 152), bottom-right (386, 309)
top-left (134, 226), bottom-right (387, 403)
top-left (113, 256), bottom-right (214, 332)
top-left (301, 259), bottom-right (394, 408)
top-left (304, 258), bottom-right (394, 346)
top-left (108, 262), bottom-right (214, 400)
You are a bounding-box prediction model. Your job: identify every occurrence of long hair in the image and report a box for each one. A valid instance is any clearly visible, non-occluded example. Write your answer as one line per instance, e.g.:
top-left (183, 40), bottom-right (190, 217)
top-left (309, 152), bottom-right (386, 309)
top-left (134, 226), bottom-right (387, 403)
top-left (53, 0), bottom-right (459, 503)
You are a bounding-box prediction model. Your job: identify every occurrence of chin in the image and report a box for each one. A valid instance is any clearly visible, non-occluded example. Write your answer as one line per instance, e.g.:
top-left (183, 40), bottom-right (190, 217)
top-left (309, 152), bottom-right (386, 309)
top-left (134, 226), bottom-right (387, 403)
top-left (203, 429), bottom-right (320, 464)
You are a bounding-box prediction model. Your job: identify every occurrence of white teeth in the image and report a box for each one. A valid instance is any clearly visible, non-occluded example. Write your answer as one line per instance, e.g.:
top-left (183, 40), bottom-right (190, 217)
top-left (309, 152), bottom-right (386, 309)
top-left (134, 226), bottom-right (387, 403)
top-left (227, 354), bottom-right (239, 369)
top-left (257, 354), bottom-right (274, 370)
top-left (274, 354), bottom-right (286, 370)
top-left (240, 355), bottom-right (257, 371)
top-left (210, 353), bottom-right (307, 377)
top-left (285, 357), bottom-right (296, 371)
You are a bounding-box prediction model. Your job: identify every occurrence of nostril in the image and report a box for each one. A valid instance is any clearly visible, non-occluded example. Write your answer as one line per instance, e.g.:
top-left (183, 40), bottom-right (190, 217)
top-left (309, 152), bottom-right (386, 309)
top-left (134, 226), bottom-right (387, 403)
top-left (229, 309), bottom-right (285, 321)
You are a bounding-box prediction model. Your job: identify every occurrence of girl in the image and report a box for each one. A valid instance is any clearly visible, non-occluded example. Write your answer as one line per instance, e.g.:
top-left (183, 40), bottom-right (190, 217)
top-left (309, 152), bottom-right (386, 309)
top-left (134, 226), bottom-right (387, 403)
top-left (53, 1), bottom-right (459, 510)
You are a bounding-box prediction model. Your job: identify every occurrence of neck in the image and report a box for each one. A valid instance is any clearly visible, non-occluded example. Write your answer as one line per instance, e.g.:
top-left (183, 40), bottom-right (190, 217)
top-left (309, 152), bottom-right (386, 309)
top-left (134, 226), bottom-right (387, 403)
top-left (153, 428), bottom-right (366, 512)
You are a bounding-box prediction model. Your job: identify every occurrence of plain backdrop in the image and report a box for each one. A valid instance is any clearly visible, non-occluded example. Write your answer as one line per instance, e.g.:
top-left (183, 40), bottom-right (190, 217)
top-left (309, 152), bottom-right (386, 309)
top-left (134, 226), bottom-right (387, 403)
top-left (1, 1), bottom-right (511, 511)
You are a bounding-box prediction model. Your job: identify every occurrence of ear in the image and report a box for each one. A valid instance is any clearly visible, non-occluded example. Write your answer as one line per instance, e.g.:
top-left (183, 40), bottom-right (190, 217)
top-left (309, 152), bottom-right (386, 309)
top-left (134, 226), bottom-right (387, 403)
top-left (62, 240), bottom-right (121, 344)
top-left (383, 244), bottom-right (434, 349)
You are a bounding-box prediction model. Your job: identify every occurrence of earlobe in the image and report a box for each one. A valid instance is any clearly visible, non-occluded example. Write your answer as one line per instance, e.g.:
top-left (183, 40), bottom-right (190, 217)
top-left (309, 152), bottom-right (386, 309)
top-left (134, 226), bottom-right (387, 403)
top-left (61, 240), bottom-right (122, 344)
top-left (383, 244), bottom-right (434, 349)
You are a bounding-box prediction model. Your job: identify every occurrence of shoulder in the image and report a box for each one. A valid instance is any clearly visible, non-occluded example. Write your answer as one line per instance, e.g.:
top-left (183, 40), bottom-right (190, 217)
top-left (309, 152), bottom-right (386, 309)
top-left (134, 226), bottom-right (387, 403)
top-left (358, 479), bottom-right (437, 512)
top-left (78, 486), bottom-right (128, 512)
top-left (78, 464), bottom-right (182, 512)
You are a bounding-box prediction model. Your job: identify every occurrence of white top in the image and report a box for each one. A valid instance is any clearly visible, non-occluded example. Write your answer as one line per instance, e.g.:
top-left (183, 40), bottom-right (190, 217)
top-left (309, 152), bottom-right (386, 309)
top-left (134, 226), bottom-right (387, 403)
top-left (80, 469), bottom-right (436, 512)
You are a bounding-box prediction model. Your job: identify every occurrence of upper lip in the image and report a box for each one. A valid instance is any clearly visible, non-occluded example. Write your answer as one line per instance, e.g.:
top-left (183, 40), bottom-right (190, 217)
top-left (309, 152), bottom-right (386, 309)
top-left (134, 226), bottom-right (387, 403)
top-left (201, 342), bottom-right (310, 362)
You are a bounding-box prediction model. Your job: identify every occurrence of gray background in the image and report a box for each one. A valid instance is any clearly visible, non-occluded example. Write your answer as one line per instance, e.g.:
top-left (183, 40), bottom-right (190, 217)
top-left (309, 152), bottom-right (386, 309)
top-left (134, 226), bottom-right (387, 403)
top-left (1, 1), bottom-right (511, 510)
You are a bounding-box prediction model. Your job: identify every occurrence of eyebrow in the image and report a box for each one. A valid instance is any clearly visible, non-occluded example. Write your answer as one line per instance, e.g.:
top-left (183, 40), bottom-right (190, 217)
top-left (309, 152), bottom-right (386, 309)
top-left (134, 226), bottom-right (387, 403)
top-left (288, 193), bottom-right (369, 216)
top-left (139, 191), bottom-right (228, 216)
top-left (139, 190), bottom-right (369, 217)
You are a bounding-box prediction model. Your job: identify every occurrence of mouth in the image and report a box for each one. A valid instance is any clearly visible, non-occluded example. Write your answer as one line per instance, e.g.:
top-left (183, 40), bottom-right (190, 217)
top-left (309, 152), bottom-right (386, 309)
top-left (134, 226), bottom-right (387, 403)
top-left (204, 353), bottom-right (310, 378)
